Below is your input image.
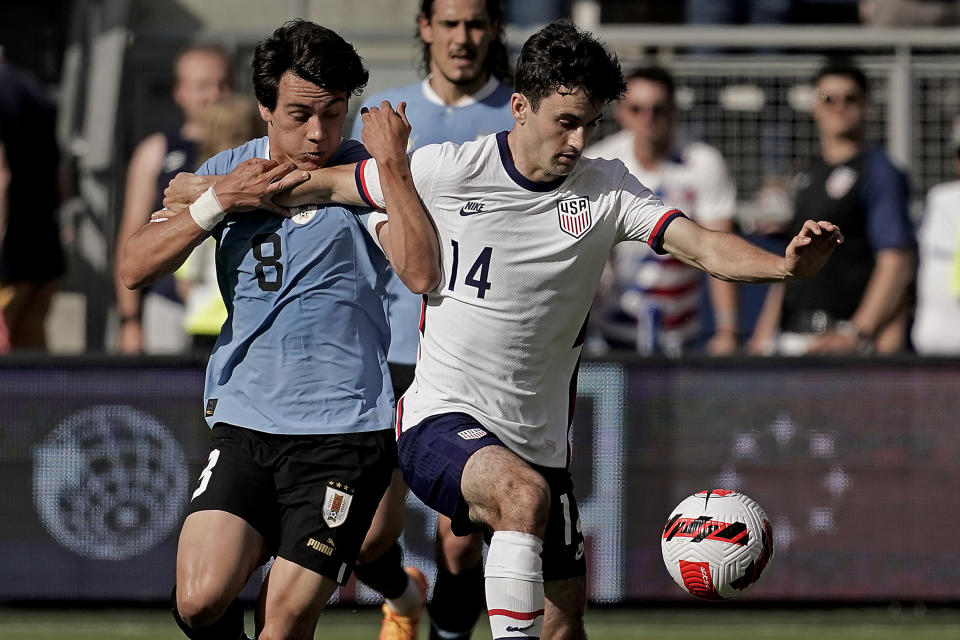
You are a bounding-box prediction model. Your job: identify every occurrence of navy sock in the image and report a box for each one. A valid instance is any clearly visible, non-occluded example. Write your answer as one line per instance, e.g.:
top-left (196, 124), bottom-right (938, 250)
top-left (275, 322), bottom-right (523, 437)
top-left (428, 562), bottom-right (484, 638)
top-left (354, 541), bottom-right (409, 600)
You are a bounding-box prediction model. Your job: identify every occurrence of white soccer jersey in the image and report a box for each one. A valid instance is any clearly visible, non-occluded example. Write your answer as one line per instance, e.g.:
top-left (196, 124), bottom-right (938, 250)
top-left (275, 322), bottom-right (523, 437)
top-left (586, 131), bottom-right (736, 349)
top-left (359, 131), bottom-right (684, 467)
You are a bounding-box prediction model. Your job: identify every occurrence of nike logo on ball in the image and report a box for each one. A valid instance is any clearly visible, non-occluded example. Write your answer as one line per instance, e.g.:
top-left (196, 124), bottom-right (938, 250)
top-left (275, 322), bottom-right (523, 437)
top-left (459, 201), bottom-right (486, 216)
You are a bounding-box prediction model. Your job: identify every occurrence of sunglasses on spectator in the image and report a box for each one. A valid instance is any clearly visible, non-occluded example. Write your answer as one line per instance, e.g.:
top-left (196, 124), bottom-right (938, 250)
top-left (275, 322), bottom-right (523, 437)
top-left (817, 91), bottom-right (863, 107)
top-left (625, 103), bottom-right (670, 117)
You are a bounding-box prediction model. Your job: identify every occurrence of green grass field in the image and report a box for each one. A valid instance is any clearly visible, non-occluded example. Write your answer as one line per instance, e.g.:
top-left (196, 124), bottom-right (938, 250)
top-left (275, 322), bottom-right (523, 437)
top-left (1, 606), bottom-right (958, 640)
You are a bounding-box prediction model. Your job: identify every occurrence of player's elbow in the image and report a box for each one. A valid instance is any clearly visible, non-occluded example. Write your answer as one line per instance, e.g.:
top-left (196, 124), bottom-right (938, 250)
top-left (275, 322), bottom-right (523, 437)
top-left (118, 250), bottom-right (153, 290)
top-left (401, 268), bottom-right (441, 294)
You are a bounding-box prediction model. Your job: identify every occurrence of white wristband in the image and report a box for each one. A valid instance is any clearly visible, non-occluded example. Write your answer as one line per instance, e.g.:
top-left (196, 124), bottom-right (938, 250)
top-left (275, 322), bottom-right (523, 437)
top-left (189, 186), bottom-right (226, 231)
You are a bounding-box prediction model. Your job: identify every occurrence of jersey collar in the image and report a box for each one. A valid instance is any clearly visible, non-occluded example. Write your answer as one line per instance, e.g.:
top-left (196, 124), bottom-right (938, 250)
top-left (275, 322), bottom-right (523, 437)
top-left (496, 131), bottom-right (566, 193)
top-left (421, 75), bottom-right (501, 107)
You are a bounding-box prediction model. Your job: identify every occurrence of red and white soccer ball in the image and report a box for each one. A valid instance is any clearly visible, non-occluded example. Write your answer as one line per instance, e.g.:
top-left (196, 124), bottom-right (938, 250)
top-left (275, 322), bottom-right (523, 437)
top-left (661, 489), bottom-right (774, 600)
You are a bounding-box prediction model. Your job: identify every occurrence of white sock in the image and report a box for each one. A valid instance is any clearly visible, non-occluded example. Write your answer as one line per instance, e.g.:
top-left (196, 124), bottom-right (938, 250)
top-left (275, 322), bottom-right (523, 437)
top-left (385, 572), bottom-right (422, 616)
top-left (485, 531), bottom-right (544, 639)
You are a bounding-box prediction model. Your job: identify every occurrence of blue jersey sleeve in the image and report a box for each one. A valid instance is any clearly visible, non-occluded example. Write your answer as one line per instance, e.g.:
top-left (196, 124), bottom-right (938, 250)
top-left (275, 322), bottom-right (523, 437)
top-left (861, 148), bottom-right (915, 251)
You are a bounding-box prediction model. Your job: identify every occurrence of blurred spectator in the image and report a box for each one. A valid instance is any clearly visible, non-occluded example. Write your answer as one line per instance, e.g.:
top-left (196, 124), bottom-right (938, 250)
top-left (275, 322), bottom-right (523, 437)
top-left (686, 0), bottom-right (794, 24)
top-left (113, 43), bottom-right (232, 354)
top-left (749, 60), bottom-right (915, 355)
top-left (859, 0), bottom-right (960, 26)
top-left (174, 95), bottom-right (264, 359)
top-left (586, 66), bottom-right (740, 355)
top-left (0, 47), bottom-right (65, 351)
top-left (911, 131), bottom-right (960, 355)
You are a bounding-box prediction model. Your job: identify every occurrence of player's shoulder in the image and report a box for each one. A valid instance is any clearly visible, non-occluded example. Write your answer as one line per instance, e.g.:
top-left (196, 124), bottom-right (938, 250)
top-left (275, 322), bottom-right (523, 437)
top-left (330, 138), bottom-right (371, 165)
top-left (197, 136), bottom-right (266, 175)
top-left (575, 153), bottom-right (631, 185)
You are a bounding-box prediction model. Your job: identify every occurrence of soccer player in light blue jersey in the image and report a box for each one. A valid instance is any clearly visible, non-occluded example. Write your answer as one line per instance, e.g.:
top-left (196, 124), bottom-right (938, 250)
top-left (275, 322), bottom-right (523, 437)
top-left (349, 2), bottom-right (514, 639)
top-left (119, 20), bottom-right (439, 640)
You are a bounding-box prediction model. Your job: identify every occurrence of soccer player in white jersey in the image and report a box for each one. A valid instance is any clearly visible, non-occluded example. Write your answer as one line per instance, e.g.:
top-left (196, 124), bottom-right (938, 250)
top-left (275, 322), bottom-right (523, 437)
top-left (586, 66), bottom-right (740, 355)
top-left (170, 21), bottom-right (842, 640)
top-left (350, 2), bottom-right (514, 639)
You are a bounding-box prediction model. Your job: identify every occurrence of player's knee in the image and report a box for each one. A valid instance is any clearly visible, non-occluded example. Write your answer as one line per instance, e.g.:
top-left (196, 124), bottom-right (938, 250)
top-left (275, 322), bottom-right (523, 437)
top-left (498, 473), bottom-right (551, 535)
top-left (176, 582), bottom-right (230, 629)
top-left (439, 530), bottom-right (484, 571)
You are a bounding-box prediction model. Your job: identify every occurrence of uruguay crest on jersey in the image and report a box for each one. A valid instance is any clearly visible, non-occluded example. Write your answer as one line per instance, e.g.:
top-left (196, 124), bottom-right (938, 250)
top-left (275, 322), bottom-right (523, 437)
top-left (322, 482), bottom-right (353, 528)
top-left (557, 196), bottom-right (592, 237)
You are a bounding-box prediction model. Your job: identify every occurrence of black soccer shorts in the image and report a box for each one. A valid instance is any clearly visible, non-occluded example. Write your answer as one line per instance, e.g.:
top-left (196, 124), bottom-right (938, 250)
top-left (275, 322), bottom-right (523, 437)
top-left (187, 423), bottom-right (396, 584)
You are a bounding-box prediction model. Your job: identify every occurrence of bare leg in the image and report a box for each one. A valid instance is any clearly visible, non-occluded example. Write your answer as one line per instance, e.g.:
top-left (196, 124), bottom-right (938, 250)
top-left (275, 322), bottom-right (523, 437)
top-left (462, 445), bottom-right (551, 639)
top-left (175, 509), bottom-right (267, 628)
top-left (543, 576), bottom-right (587, 640)
top-left (255, 557), bottom-right (339, 640)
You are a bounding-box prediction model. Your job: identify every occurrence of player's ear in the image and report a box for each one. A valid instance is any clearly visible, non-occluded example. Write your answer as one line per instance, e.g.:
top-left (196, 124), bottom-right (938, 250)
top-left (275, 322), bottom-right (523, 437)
top-left (511, 93), bottom-right (528, 125)
top-left (418, 13), bottom-right (433, 44)
top-left (258, 102), bottom-right (273, 126)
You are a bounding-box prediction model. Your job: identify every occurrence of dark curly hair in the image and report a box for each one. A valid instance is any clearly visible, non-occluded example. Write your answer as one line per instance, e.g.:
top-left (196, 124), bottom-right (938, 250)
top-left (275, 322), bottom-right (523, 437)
top-left (417, 0), bottom-right (512, 84)
top-left (514, 20), bottom-right (625, 112)
top-left (252, 20), bottom-right (368, 111)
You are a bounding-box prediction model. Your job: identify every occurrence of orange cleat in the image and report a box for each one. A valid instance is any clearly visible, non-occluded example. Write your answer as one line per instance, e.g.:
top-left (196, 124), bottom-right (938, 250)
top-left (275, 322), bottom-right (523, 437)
top-left (379, 566), bottom-right (429, 640)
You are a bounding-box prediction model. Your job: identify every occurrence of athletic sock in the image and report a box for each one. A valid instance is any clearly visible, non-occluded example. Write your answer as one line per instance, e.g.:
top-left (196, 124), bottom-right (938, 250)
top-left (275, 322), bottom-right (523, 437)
top-left (484, 531), bottom-right (544, 639)
top-left (354, 541), bottom-right (411, 603)
top-left (171, 588), bottom-right (246, 640)
top-left (428, 562), bottom-right (484, 640)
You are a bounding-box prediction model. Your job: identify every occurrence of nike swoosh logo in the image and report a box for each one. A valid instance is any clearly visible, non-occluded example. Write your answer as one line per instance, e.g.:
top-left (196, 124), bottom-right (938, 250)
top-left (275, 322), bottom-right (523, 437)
top-left (505, 625), bottom-right (533, 632)
top-left (459, 202), bottom-right (487, 216)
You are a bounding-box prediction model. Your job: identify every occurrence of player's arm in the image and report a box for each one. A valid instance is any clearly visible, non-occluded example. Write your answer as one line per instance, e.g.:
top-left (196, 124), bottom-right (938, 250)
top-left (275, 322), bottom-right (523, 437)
top-left (357, 101), bottom-right (441, 294)
top-left (276, 102), bottom-right (441, 293)
top-left (662, 216), bottom-right (843, 283)
top-left (120, 159), bottom-right (304, 289)
top-left (113, 133), bottom-right (165, 351)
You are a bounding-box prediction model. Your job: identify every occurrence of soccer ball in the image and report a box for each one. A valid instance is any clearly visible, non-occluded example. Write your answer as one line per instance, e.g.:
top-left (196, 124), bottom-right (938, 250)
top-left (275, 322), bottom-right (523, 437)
top-left (661, 489), bottom-right (774, 600)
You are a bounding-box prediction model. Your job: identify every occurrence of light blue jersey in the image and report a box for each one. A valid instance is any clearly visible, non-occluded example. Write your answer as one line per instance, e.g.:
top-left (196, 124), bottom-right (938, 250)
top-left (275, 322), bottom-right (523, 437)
top-left (198, 136), bottom-right (394, 435)
top-left (351, 77), bottom-right (514, 365)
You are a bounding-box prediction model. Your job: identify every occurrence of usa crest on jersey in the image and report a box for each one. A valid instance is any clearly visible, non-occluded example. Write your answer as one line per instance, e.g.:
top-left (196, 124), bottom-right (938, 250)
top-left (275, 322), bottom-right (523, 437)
top-left (557, 197), bottom-right (592, 238)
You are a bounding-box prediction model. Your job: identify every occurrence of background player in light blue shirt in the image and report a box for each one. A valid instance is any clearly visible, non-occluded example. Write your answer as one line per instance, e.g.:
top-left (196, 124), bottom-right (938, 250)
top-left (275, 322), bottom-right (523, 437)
top-left (119, 20), bottom-right (440, 640)
top-left (349, 2), bottom-right (514, 639)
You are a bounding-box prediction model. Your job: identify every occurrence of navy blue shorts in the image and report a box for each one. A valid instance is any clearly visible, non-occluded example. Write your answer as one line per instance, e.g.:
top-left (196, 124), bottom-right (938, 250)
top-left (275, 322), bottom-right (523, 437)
top-left (397, 412), bottom-right (587, 581)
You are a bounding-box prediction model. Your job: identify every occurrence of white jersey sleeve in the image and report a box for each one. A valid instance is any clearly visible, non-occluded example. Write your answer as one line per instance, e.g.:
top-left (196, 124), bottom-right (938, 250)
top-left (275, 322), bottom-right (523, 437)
top-left (613, 165), bottom-right (686, 253)
top-left (356, 143), bottom-right (448, 210)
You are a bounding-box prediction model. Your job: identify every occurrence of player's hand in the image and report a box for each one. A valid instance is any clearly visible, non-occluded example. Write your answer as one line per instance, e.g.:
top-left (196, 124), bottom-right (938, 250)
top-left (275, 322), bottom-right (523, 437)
top-left (359, 101), bottom-right (412, 169)
top-left (783, 220), bottom-right (843, 280)
top-left (163, 173), bottom-right (218, 210)
top-left (212, 159), bottom-right (309, 216)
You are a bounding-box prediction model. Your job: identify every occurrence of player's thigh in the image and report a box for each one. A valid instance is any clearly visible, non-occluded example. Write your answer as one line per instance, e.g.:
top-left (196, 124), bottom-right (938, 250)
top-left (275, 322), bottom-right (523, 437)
top-left (255, 556), bottom-right (339, 640)
top-left (461, 443), bottom-right (550, 534)
top-left (274, 428), bottom-right (395, 585)
top-left (542, 576), bottom-right (587, 640)
top-left (358, 467), bottom-right (408, 563)
top-left (176, 510), bottom-right (267, 617)
top-left (435, 514), bottom-right (483, 572)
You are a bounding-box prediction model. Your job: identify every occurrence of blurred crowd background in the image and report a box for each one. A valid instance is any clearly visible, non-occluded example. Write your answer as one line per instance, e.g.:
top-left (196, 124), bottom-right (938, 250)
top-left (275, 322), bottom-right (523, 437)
top-left (2, 0), bottom-right (960, 358)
